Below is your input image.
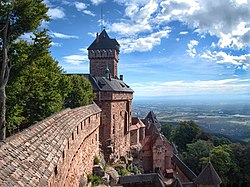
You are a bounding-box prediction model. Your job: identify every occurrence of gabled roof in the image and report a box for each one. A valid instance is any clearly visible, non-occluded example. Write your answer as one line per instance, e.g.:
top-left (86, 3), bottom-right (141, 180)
top-left (119, 173), bottom-right (165, 187)
top-left (87, 29), bottom-right (120, 52)
top-left (145, 111), bottom-right (161, 130)
top-left (142, 111), bottom-right (161, 135)
top-left (172, 178), bottom-right (183, 187)
top-left (194, 162), bottom-right (222, 185)
top-left (172, 154), bottom-right (197, 181)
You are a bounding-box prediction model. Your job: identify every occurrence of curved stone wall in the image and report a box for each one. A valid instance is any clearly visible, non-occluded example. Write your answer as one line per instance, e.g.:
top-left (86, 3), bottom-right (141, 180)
top-left (0, 103), bottom-right (101, 187)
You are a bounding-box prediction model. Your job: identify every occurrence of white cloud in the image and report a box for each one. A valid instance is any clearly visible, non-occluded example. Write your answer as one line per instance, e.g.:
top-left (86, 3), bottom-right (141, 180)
top-left (51, 42), bottom-right (62, 47)
top-left (83, 10), bottom-right (96, 16)
top-left (119, 28), bottom-right (171, 53)
top-left (63, 55), bottom-right (88, 65)
top-left (74, 1), bottom-right (95, 16)
top-left (50, 32), bottom-right (79, 39)
top-left (186, 40), bottom-right (199, 57)
top-left (155, 0), bottom-right (250, 49)
top-left (201, 50), bottom-right (250, 69)
top-left (19, 32), bottom-right (35, 43)
top-left (179, 31), bottom-right (188, 35)
top-left (218, 22), bottom-right (250, 49)
top-left (90, 0), bottom-right (105, 5)
top-left (47, 7), bottom-right (65, 19)
top-left (74, 2), bottom-right (87, 11)
top-left (131, 78), bottom-right (250, 96)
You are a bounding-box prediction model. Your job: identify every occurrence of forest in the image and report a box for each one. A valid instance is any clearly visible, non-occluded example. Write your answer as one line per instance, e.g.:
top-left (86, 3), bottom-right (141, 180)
top-left (161, 121), bottom-right (250, 187)
top-left (0, 0), bottom-right (94, 139)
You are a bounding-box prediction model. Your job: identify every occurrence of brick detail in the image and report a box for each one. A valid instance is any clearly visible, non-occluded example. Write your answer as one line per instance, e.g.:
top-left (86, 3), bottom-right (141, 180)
top-left (0, 104), bottom-right (101, 187)
top-left (94, 92), bottom-right (133, 161)
top-left (89, 49), bottom-right (118, 78)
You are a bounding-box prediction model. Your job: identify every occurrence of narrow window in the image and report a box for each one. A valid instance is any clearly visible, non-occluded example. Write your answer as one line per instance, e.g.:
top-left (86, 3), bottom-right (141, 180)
top-left (81, 122), bottom-right (83, 130)
top-left (62, 150), bottom-right (65, 159)
top-left (72, 132), bottom-right (74, 140)
top-left (77, 126), bottom-right (79, 134)
top-left (68, 140), bottom-right (70, 149)
top-left (88, 117), bottom-right (90, 123)
top-left (54, 165), bottom-right (58, 176)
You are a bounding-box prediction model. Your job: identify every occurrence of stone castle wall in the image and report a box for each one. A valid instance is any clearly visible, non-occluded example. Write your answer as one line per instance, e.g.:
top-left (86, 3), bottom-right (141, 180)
top-left (95, 92), bottom-right (133, 161)
top-left (89, 49), bottom-right (118, 77)
top-left (0, 103), bottom-right (101, 187)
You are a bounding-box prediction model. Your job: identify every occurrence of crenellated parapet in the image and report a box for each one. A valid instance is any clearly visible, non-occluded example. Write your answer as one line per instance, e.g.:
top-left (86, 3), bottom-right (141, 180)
top-left (88, 49), bottom-right (118, 61)
top-left (0, 103), bottom-right (101, 187)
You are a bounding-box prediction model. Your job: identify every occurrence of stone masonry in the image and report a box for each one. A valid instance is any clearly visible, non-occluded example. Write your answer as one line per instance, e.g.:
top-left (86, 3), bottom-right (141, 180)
top-left (0, 103), bottom-right (101, 187)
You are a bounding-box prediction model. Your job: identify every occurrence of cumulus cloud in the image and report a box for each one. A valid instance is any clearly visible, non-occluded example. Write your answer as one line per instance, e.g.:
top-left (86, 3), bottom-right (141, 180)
top-left (186, 40), bottom-right (199, 57)
top-left (74, 1), bottom-right (95, 16)
top-left (201, 50), bottom-right (250, 69)
top-left (156, 0), bottom-right (250, 49)
top-left (75, 2), bottom-right (87, 11)
top-left (130, 78), bottom-right (250, 96)
top-left (119, 28), bottom-right (171, 53)
top-left (50, 32), bottom-right (79, 39)
top-left (47, 7), bottom-right (65, 19)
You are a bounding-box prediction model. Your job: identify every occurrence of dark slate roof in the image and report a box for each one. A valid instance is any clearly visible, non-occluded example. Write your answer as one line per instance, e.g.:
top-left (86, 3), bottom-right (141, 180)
top-left (142, 111), bottom-right (162, 136)
top-left (142, 118), bottom-right (159, 136)
top-left (87, 29), bottom-right (120, 52)
top-left (194, 162), bottom-right (222, 185)
top-left (171, 178), bottom-right (183, 187)
top-left (144, 111), bottom-right (161, 130)
top-left (87, 74), bottom-right (134, 93)
top-left (119, 173), bottom-right (165, 187)
top-left (172, 154), bottom-right (197, 181)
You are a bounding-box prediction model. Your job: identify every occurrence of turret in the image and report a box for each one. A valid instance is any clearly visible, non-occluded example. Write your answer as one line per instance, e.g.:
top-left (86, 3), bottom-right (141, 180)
top-left (87, 29), bottom-right (120, 78)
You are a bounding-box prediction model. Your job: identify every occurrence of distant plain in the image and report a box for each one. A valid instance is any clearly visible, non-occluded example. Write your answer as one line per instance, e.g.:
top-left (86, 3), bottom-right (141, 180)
top-left (132, 96), bottom-right (250, 142)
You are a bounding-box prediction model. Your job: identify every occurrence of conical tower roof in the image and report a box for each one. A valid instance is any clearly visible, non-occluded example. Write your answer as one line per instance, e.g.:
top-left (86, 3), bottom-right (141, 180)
top-left (194, 162), bottom-right (222, 185)
top-left (87, 29), bottom-right (120, 51)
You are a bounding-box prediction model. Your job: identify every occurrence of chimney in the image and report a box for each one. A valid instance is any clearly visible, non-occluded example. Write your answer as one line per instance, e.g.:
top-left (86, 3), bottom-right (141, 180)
top-left (109, 72), bottom-right (112, 81)
top-left (96, 33), bottom-right (99, 43)
top-left (120, 75), bottom-right (123, 81)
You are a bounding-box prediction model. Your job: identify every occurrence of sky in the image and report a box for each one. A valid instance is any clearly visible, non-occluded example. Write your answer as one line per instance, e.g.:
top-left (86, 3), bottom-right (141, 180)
top-left (30, 0), bottom-right (250, 98)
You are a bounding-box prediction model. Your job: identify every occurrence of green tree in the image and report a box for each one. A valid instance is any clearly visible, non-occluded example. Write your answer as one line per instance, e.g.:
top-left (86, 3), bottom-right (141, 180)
top-left (64, 75), bottom-right (95, 108)
top-left (161, 123), bottom-right (173, 140)
top-left (241, 144), bottom-right (250, 185)
top-left (6, 31), bottom-right (68, 135)
top-left (172, 120), bottom-right (201, 152)
top-left (210, 145), bottom-right (236, 187)
top-left (0, 0), bottom-right (48, 140)
top-left (182, 140), bottom-right (214, 174)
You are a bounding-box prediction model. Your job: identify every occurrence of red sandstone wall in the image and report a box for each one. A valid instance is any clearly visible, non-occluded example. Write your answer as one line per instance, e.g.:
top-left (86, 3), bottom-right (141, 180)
top-left (0, 104), bottom-right (101, 187)
top-left (89, 49), bottom-right (119, 77)
top-left (94, 92), bottom-right (133, 161)
top-left (48, 110), bottom-right (101, 187)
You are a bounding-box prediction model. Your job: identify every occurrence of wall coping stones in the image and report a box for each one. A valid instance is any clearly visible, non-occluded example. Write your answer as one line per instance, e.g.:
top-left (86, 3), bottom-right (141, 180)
top-left (0, 103), bottom-right (101, 187)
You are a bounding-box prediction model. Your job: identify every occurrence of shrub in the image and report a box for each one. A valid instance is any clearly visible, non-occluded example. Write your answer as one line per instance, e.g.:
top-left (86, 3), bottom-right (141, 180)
top-left (88, 174), bottom-right (103, 186)
top-left (94, 155), bottom-right (100, 165)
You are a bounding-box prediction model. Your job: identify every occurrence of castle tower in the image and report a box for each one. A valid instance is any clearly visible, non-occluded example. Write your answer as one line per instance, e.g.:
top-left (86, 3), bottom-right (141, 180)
top-left (87, 30), bottom-right (133, 162)
top-left (87, 29), bottom-right (120, 78)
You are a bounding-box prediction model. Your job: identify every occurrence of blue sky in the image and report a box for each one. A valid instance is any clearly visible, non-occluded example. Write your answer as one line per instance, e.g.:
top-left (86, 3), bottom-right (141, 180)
top-left (30, 0), bottom-right (250, 98)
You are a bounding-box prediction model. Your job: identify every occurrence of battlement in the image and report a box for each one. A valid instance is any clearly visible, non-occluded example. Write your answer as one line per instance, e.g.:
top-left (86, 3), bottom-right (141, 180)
top-left (88, 49), bottom-right (118, 61)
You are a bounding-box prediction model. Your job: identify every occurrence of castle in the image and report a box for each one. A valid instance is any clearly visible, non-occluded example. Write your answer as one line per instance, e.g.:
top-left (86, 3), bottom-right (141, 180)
top-left (0, 30), bottom-right (221, 187)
